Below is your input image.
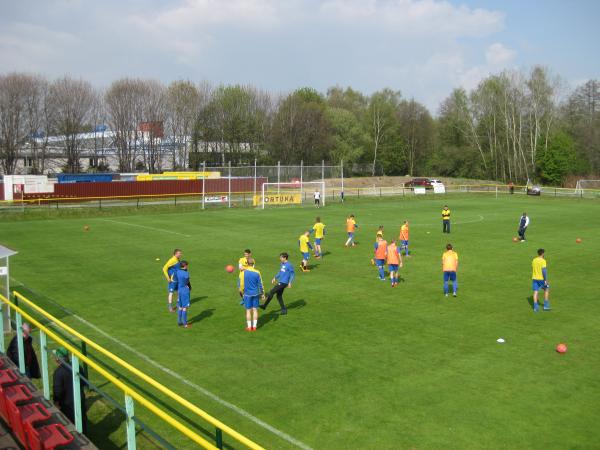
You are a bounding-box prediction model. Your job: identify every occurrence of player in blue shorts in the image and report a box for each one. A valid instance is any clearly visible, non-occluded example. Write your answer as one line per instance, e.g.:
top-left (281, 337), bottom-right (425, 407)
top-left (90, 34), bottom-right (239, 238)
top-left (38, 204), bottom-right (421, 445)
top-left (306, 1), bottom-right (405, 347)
top-left (531, 248), bottom-right (551, 312)
top-left (238, 258), bottom-right (265, 331)
top-left (298, 231), bottom-right (313, 272)
top-left (175, 261), bottom-right (192, 328)
top-left (162, 249), bottom-right (182, 312)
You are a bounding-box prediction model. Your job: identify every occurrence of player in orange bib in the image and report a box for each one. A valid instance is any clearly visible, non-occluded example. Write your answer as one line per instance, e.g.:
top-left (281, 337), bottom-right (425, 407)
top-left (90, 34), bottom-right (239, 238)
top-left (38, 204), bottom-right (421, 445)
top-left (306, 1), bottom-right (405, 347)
top-left (345, 214), bottom-right (358, 247)
top-left (398, 220), bottom-right (410, 257)
top-left (373, 235), bottom-right (388, 280)
top-left (386, 240), bottom-right (403, 287)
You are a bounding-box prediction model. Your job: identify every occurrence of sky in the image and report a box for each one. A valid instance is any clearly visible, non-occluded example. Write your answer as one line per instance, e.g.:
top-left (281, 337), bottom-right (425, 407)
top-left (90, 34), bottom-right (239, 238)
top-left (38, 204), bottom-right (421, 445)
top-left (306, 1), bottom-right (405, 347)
top-left (1, 0), bottom-right (599, 111)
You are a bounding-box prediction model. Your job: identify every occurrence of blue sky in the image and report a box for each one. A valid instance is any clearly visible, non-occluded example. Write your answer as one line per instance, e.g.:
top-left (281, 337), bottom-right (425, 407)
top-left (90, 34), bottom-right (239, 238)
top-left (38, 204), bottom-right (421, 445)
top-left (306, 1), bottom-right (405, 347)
top-left (1, 0), bottom-right (598, 111)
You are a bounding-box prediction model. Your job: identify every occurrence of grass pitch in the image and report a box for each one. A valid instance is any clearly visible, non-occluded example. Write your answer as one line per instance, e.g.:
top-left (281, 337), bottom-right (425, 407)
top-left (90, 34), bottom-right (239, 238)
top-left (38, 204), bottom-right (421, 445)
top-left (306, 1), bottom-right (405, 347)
top-left (1, 194), bottom-right (599, 449)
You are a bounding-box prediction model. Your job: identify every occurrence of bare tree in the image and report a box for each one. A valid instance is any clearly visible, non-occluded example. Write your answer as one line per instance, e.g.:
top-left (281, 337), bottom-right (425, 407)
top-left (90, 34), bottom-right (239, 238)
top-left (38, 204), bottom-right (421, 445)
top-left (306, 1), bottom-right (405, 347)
top-left (0, 73), bottom-right (31, 174)
top-left (47, 77), bottom-right (96, 173)
top-left (166, 80), bottom-right (200, 170)
top-left (106, 78), bottom-right (143, 172)
top-left (141, 80), bottom-right (167, 173)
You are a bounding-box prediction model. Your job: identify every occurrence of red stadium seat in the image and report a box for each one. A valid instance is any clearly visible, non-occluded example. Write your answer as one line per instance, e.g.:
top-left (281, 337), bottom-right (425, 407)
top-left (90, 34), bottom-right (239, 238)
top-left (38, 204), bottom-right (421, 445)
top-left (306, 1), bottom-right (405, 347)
top-left (7, 401), bottom-right (52, 446)
top-left (0, 369), bottom-right (18, 386)
top-left (0, 383), bottom-right (32, 424)
top-left (0, 370), bottom-right (19, 423)
top-left (25, 422), bottom-right (74, 450)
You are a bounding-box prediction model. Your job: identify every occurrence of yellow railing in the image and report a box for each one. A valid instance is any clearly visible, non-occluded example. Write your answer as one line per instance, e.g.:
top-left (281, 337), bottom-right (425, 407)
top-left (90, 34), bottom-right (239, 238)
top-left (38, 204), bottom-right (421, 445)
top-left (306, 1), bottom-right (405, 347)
top-left (8, 291), bottom-right (265, 450)
top-left (0, 292), bottom-right (218, 449)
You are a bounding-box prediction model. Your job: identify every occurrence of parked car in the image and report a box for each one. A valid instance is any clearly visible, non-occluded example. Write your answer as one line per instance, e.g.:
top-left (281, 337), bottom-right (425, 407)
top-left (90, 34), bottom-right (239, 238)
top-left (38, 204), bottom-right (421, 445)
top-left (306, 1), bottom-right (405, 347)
top-left (404, 178), bottom-right (432, 188)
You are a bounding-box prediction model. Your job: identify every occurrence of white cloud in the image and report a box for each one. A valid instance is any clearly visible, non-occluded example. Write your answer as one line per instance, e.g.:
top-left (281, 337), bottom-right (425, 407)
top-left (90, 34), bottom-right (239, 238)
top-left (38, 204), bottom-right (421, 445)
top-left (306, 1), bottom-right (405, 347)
top-left (319, 0), bottom-right (505, 37)
top-left (486, 42), bottom-right (516, 66)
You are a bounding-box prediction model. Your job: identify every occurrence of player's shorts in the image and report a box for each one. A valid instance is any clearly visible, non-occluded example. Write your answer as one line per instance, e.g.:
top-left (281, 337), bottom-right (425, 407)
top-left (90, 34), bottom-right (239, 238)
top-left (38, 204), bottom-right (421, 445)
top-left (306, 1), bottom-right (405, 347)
top-left (302, 252), bottom-right (310, 260)
top-left (401, 240), bottom-right (409, 247)
top-left (443, 271), bottom-right (457, 282)
top-left (315, 238), bottom-right (322, 245)
top-left (177, 288), bottom-right (190, 308)
top-left (243, 294), bottom-right (260, 309)
top-left (388, 264), bottom-right (399, 272)
top-left (375, 258), bottom-right (385, 267)
top-left (347, 232), bottom-right (354, 238)
top-left (168, 281), bottom-right (178, 293)
top-left (532, 279), bottom-right (548, 291)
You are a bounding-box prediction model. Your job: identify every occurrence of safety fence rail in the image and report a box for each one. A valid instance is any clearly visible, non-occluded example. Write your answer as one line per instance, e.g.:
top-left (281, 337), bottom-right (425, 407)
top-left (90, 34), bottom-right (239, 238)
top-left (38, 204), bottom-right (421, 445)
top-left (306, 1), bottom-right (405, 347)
top-left (0, 291), bottom-right (265, 450)
top-left (1, 183), bottom-right (599, 212)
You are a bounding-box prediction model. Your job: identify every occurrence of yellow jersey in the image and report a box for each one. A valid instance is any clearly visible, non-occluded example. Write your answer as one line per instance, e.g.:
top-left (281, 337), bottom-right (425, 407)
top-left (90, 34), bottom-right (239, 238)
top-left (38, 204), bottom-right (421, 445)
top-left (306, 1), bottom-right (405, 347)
top-left (313, 222), bottom-right (326, 239)
top-left (442, 250), bottom-right (458, 272)
top-left (238, 256), bottom-right (256, 270)
top-left (299, 234), bottom-right (311, 252)
top-left (532, 256), bottom-right (547, 280)
top-left (442, 208), bottom-right (451, 220)
top-left (162, 256), bottom-right (179, 281)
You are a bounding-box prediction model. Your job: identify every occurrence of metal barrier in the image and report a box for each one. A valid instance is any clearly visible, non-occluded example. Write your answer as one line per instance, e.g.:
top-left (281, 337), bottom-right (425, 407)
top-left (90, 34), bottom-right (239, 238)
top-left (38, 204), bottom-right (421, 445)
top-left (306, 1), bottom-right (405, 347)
top-left (1, 291), bottom-right (264, 450)
top-left (1, 183), bottom-right (599, 212)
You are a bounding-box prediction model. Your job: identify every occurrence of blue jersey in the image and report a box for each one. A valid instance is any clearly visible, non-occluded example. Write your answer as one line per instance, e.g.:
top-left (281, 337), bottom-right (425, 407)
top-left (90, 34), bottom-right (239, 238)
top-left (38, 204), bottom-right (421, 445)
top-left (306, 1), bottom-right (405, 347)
top-left (275, 261), bottom-right (295, 285)
top-left (238, 268), bottom-right (264, 296)
top-left (168, 262), bottom-right (181, 278)
top-left (175, 269), bottom-right (190, 291)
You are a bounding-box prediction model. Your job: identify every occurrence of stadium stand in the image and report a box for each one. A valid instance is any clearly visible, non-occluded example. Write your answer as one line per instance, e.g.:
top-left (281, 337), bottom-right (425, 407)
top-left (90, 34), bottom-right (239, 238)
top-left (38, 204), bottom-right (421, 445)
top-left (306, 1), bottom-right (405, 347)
top-left (0, 354), bottom-right (96, 450)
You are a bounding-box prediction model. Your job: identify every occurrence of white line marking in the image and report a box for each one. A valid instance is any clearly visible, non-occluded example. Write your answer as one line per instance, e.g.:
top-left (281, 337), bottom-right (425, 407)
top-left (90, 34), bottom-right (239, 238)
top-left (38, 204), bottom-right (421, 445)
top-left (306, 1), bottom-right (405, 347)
top-left (10, 278), bottom-right (312, 450)
top-left (98, 219), bottom-right (192, 238)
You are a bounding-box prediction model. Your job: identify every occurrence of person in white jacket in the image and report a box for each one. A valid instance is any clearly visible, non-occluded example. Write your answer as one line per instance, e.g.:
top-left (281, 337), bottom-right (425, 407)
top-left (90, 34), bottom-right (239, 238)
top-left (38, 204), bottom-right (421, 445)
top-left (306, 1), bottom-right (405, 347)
top-left (518, 213), bottom-right (530, 241)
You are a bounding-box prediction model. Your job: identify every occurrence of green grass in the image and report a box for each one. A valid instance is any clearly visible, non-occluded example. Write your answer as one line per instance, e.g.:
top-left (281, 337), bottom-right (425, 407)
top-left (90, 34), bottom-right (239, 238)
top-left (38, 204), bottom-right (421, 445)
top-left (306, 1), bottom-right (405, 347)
top-left (1, 194), bottom-right (599, 450)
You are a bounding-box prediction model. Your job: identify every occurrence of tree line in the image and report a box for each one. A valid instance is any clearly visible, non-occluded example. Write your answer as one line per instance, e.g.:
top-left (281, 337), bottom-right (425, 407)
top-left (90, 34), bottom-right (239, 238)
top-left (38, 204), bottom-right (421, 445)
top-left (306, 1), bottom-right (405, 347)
top-left (0, 67), bottom-right (598, 184)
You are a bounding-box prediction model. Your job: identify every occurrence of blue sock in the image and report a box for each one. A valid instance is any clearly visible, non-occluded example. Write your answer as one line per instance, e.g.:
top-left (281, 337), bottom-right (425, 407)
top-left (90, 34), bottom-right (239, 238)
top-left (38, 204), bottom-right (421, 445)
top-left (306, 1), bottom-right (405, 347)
top-left (543, 300), bottom-right (550, 309)
top-left (405, 246), bottom-right (409, 256)
top-left (182, 309), bottom-right (188, 325)
top-left (534, 303), bottom-right (539, 312)
top-left (443, 281), bottom-right (448, 294)
top-left (177, 309), bottom-right (182, 325)
top-left (378, 267), bottom-right (385, 279)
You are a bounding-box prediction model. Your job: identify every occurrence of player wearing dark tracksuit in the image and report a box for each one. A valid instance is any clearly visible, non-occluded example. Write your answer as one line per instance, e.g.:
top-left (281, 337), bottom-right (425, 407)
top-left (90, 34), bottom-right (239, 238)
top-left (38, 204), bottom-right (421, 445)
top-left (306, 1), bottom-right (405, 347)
top-left (261, 253), bottom-right (295, 315)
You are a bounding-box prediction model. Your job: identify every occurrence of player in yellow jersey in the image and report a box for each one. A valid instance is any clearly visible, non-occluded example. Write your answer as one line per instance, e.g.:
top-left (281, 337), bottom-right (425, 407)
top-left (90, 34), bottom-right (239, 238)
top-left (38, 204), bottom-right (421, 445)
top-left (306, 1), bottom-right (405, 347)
top-left (162, 248), bottom-right (182, 312)
top-left (310, 217), bottom-right (326, 259)
top-left (442, 243), bottom-right (458, 297)
top-left (298, 231), bottom-right (313, 272)
top-left (442, 205), bottom-right (451, 233)
top-left (238, 249), bottom-right (256, 271)
top-left (532, 248), bottom-right (551, 312)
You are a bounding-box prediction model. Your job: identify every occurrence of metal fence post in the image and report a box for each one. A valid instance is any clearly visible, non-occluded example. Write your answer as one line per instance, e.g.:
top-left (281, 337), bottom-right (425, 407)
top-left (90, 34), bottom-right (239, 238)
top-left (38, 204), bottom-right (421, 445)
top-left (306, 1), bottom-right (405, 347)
top-left (340, 160), bottom-right (344, 203)
top-left (15, 311), bottom-right (25, 374)
top-left (125, 394), bottom-right (137, 450)
top-left (215, 428), bottom-right (223, 449)
top-left (228, 161), bottom-right (232, 209)
top-left (81, 341), bottom-right (89, 380)
top-left (71, 354), bottom-right (83, 433)
top-left (253, 158), bottom-right (257, 200)
top-left (300, 160), bottom-right (304, 204)
top-left (277, 161), bottom-right (281, 195)
top-left (202, 161), bottom-right (206, 210)
top-left (40, 331), bottom-right (50, 400)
